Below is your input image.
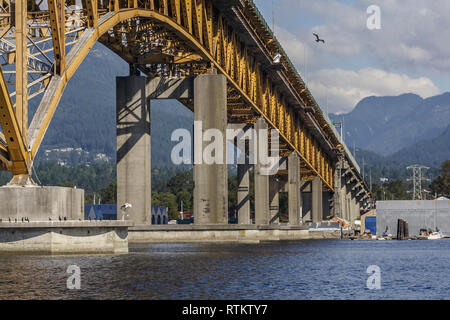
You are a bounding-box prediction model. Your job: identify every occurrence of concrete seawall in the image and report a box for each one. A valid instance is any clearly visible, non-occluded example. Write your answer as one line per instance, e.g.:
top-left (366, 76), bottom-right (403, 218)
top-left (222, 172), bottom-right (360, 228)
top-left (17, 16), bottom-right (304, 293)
top-left (129, 225), bottom-right (341, 243)
top-left (0, 221), bottom-right (132, 254)
top-left (0, 221), bottom-right (342, 254)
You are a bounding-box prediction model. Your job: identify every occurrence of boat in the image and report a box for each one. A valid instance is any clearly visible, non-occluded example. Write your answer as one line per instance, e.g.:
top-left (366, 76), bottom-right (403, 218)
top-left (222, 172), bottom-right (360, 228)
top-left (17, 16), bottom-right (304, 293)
top-left (427, 231), bottom-right (444, 240)
top-left (418, 228), bottom-right (445, 240)
top-left (377, 233), bottom-right (392, 240)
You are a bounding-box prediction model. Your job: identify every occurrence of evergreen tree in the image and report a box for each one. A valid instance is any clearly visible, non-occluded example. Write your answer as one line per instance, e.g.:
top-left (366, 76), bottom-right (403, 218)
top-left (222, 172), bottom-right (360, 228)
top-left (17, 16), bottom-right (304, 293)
top-left (430, 160), bottom-right (450, 198)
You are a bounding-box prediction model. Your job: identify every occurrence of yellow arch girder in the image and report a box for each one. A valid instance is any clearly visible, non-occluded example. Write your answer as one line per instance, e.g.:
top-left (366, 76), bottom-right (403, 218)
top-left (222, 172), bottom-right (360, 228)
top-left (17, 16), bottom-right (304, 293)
top-left (0, 67), bottom-right (28, 175)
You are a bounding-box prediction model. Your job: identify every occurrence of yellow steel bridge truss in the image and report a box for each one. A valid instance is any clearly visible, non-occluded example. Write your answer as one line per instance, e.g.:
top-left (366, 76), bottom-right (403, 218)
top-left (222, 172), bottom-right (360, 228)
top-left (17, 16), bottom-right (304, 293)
top-left (0, 0), bottom-right (370, 195)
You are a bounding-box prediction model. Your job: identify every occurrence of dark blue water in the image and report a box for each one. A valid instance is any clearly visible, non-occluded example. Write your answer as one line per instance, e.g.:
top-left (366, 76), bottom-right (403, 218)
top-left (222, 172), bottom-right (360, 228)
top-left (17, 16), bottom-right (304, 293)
top-left (0, 239), bottom-right (449, 299)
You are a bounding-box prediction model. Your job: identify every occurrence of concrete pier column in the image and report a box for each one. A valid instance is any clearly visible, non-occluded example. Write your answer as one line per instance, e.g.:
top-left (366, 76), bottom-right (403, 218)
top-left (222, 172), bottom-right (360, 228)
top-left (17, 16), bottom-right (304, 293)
top-left (237, 163), bottom-right (251, 224)
top-left (269, 175), bottom-right (280, 224)
top-left (193, 75), bottom-right (228, 224)
top-left (346, 190), bottom-right (353, 222)
top-left (355, 201), bottom-right (361, 221)
top-left (117, 76), bottom-right (151, 224)
top-left (350, 193), bottom-right (358, 222)
top-left (254, 118), bottom-right (270, 225)
top-left (341, 183), bottom-right (349, 221)
top-left (332, 165), bottom-right (342, 218)
top-left (288, 153), bottom-right (301, 225)
top-left (312, 176), bottom-right (323, 223)
top-left (349, 193), bottom-right (354, 222)
top-left (300, 181), bottom-right (312, 222)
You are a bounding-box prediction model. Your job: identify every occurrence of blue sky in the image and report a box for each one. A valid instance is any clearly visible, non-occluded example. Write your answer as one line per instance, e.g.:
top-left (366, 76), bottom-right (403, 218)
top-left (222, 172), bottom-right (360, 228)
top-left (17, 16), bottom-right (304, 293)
top-left (253, 0), bottom-right (450, 114)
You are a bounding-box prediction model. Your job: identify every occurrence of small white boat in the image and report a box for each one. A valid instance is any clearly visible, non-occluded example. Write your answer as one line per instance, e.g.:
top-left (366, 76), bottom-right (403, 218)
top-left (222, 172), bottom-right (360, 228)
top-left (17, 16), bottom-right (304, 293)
top-left (427, 231), bottom-right (444, 240)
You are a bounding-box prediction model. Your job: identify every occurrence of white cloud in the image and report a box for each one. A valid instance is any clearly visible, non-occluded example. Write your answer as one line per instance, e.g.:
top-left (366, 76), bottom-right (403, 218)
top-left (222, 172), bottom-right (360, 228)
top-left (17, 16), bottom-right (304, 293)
top-left (307, 68), bottom-right (440, 114)
top-left (266, 0), bottom-right (450, 73)
top-left (252, 1), bottom-right (448, 113)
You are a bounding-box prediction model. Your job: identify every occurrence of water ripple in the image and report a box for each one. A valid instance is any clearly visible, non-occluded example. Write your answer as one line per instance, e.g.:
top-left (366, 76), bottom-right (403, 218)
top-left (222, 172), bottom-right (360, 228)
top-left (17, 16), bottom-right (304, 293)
top-left (0, 239), bottom-right (449, 299)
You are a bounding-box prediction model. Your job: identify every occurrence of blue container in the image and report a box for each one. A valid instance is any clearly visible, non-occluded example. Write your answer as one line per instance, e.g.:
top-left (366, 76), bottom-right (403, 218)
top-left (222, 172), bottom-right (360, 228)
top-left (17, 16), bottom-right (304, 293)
top-left (365, 217), bottom-right (376, 235)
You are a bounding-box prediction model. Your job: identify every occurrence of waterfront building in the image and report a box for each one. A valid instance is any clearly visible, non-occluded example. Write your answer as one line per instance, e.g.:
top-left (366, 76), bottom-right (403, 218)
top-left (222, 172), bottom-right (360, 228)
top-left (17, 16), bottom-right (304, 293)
top-left (84, 204), bottom-right (169, 224)
top-left (376, 200), bottom-right (450, 236)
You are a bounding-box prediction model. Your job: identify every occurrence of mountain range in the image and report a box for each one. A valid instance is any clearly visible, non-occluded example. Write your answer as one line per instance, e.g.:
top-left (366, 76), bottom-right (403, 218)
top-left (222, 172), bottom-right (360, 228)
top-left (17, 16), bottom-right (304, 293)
top-left (329, 93), bottom-right (450, 156)
top-left (32, 44), bottom-right (449, 174)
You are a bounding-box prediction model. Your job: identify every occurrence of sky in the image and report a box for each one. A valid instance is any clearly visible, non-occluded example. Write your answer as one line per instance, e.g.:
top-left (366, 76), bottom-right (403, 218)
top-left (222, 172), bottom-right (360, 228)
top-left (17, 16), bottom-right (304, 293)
top-left (253, 0), bottom-right (450, 114)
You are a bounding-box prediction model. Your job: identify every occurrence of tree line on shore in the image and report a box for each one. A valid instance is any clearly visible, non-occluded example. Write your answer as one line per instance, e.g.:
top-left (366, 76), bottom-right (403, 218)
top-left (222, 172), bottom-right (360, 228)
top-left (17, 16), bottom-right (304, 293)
top-left (0, 160), bottom-right (448, 220)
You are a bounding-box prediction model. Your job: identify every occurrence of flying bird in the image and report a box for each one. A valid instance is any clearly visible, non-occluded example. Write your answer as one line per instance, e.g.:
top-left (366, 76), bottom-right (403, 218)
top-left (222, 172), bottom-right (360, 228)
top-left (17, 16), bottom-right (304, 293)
top-left (313, 33), bottom-right (325, 44)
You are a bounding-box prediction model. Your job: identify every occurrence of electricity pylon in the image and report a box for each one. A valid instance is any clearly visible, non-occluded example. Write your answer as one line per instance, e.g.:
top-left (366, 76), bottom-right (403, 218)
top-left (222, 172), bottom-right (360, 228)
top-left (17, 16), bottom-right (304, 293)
top-left (407, 165), bottom-right (430, 200)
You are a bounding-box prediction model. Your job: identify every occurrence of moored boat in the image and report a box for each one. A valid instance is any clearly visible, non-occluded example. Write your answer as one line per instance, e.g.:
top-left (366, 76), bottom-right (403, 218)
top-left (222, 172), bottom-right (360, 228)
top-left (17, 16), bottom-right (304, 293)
top-left (427, 231), bottom-right (444, 240)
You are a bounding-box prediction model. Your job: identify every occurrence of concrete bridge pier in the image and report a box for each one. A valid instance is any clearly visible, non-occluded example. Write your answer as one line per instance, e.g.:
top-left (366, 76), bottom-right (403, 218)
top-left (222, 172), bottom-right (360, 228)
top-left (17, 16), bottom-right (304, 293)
top-left (350, 190), bottom-right (359, 222)
top-left (288, 153), bottom-right (302, 225)
top-left (254, 118), bottom-right (270, 225)
top-left (116, 76), bottom-right (151, 224)
top-left (267, 157), bottom-right (288, 224)
top-left (332, 165), bottom-right (343, 219)
top-left (342, 185), bottom-right (349, 222)
top-left (355, 201), bottom-right (361, 221)
top-left (300, 181), bottom-right (311, 222)
top-left (193, 75), bottom-right (228, 225)
top-left (312, 176), bottom-right (323, 223)
top-left (269, 175), bottom-right (280, 224)
top-left (344, 188), bottom-right (352, 221)
top-left (237, 163), bottom-right (251, 224)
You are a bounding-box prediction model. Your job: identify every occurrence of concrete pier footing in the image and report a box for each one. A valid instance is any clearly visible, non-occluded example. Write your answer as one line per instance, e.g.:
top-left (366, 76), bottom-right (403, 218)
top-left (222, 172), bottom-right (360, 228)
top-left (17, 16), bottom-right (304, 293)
top-left (0, 186), bottom-right (84, 221)
top-left (116, 76), bottom-right (151, 224)
top-left (193, 75), bottom-right (228, 224)
top-left (0, 221), bottom-right (132, 254)
top-left (0, 186), bottom-right (132, 254)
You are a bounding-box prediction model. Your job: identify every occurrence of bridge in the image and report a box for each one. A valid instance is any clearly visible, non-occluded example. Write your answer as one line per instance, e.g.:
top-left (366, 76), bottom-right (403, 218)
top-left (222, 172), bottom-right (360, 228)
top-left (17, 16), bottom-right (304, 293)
top-left (0, 0), bottom-right (372, 228)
